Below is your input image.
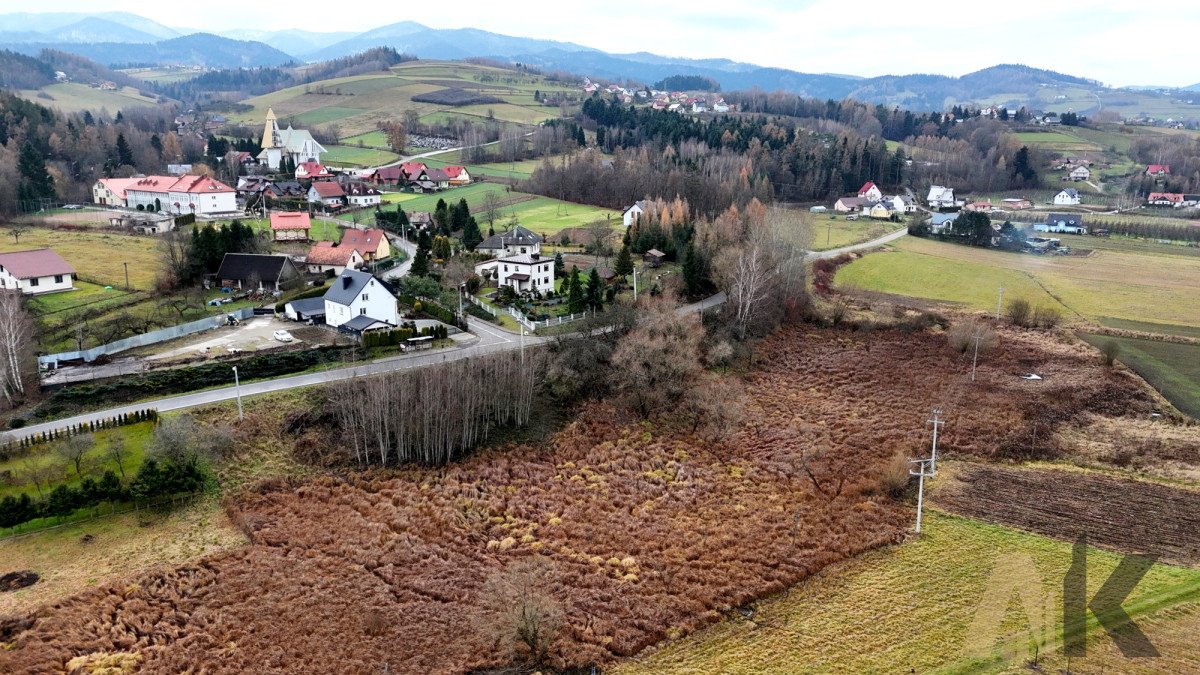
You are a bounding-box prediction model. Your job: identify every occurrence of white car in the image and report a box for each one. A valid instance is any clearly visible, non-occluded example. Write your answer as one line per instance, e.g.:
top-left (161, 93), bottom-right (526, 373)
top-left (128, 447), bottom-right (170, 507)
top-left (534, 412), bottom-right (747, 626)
top-left (273, 330), bottom-right (294, 343)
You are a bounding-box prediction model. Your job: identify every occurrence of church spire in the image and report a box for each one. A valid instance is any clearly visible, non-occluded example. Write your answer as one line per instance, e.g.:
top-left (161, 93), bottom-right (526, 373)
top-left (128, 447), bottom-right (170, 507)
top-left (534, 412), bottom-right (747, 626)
top-left (260, 107), bottom-right (279, 150)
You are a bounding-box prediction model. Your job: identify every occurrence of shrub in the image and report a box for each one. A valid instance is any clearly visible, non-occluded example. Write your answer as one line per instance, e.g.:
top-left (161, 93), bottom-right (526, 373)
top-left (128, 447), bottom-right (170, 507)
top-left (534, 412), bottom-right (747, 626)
top-left (8, 418), bottom-right (25, 429)
top-left (880, 451), bottom-right (912, 499)
top-left (1033, 305), bottom-right (1062, 329)
top-left (1006, 298), bottom-right (1032, 327)
top-left (1101, 340), bottom-right (1120, 367)
top-left (946, 318), bottom-right (996, 355)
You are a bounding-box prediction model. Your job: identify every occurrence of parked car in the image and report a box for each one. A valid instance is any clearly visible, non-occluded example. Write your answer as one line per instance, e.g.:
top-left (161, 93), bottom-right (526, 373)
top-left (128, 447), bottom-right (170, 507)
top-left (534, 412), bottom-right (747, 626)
top-left (273, 330), bottom-right (294, 342)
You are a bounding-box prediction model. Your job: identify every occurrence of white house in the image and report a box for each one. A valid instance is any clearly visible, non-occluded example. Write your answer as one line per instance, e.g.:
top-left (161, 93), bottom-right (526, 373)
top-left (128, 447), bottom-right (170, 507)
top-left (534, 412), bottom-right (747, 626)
top-left (306, 242), bottom-right (363, 275)
top-left (928, 212), bottom-right (959, 235)
top-left (927, 185), bottom-right (963, 210)
top-left (475, 225), bottom-right (542, 259)
top-left (1053, 188), bottom-right (1081, 206)
top-left (0, 249), bottom-right (75, 295)
top-left (1070, 166), bottom-right (1091, 181)
top-left (1036, 213), bottom-right (1088, 235)
top-left (857, 181), bottom-right (883, 201)
top-left (257, 107), bottom-right (327, 170)
top-left (622, 201), bottom-right (646, 228)
top-left (118, 175), bottom-right (237, 216)
top-left (475, 253), bottom-right (555, 295)
top-left (881, 195), bottom-right (910, 213)
top-left (323, 269), bottom-right (399, 329)
top-left (343, 182), bottom-right (382, 208)
top-left (834, 197), bottom-right (868, 213)
top-left (308, 182), bottom-right (346, 209)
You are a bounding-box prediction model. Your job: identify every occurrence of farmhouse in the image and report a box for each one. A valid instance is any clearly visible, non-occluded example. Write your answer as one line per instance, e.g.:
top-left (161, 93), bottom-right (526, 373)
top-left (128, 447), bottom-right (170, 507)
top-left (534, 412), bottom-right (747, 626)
top-left (323, 268), bottom-right (399, 329)
top-left (926, 185), bottom-right (963, 210)
top-left (857, 181), bottom-right (883, 201)
top-left (340, 228), bottom-right (391, 261)
top-left (1053, 188), bottom-right (1081, 206)
top-left (342, 182), bottom-right (382, 208)
top-left (834, 196), bottom-right (868, 213)
top-left (308, 181), bottom-right (346, 209)
top-left (1147, 192), bottom-right (1184, 207)
top-left (258, 107), bottom-right (326, 171)
top-left (370, 166), bottom-right (406, 186)
top-left (295, 162), bottom-right (332, 180)
top-left (1146, 164), bottom-right (1171, 176)
top-left (424, 168), bottom-right (451, 190)
top-left (1036, 213), bottom-right (1088, 235)
top-left (623, 201), bottom-right (646, 227)
top-left (476, 225), bottom-right (541, 258)
top-left (214, 253), bottom-right (302, 292)
top-left (306, 242), bottom-right (363, 275)
top-left (474, 253), bottom-right (555, 295)
top-left (443, 166), bottom-right (472, 186)
top-left (269, 211), bottom-right (312, 241)
top-left (1070, 166), bottom-right (1091, 181)
top-left (0, 249), bottom-right (75, 295)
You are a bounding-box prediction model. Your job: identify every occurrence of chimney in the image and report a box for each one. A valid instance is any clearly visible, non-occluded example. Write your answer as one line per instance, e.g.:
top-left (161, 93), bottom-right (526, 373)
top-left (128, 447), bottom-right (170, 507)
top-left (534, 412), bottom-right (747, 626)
top-left (343, 276), bottom-right (352, 289)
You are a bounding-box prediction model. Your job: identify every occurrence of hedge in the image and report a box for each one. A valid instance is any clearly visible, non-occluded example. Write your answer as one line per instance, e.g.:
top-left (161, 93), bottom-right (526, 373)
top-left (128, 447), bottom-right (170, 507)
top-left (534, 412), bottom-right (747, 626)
top-left (398, 294), bottom-right (465, 329)
top-left (1, 409), bottom-right (158, 462)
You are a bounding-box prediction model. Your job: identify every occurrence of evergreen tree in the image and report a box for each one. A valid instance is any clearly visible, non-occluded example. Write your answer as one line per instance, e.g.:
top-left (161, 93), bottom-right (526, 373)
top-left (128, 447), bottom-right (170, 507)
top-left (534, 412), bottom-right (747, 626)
top-left (587, 268), bottom-right (604, 310)
top-left (596, 125), bottom-right (606, 147)
top-left (17, 142), bottom-right (55, 206)
top-left (116, 133), bottom-right (134, 167)
top-left (682, 242), bottom-right (703, 299)
top-left (450, 198), bottom-right (470, 232)
top-left (150, 133), bottom-right (163, 156)
top-left (462, 216), bottom-right (483, 251)
top-left (83, 110), bottom-right (94, 126)
top-left (614, 244), bottom-right (634, 277)
top-left (434, 198), bottom-right (449, 233)
top-left (553, 251), bottom-right (564, 277)
top-left (566, 265), bottom-right (584, 313)
top-left (412, 229), bottom-right (432, 276)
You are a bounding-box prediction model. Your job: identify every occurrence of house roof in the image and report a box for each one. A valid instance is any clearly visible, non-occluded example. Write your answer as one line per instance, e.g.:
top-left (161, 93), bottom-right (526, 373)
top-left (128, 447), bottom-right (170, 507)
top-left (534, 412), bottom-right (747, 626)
top-left (836, 197), bottom-right (869, 207)
top-left (400, 162), bottom-right (427, 176)
top-left (344, 183), bottom-right (381, 197)
top-left (442, 165), bottom-right (468, 178)
top-left (0, 248), bottom-right (75, 279)
top-left (286, 297), bottom-right (326, 315)
top-left (310, 182), bottom-right (345, 198)
top-left (324, 269), bottom-right (392, 306)
top-left (96, 177), bottom-right (146, 200)
top-left (930, 213), bottom-right (959, 226)
top-left (374, 166), bottom-right (405, 181)
top-left (341, 228), bottom-right (388, 255)
top-left (168, 174), bottom-right (235, 194)
top-left (645, 248), bottom-right (666, 258)
top-left (269, 211), bottom-right (311, 230)
top-left (1058, 188), bottom-right (1080, 198)
top-left (297, 161), bottom-right (330, 176)
top-left (1045, 213), bottom-right (1083, 226)
top-left (340, 314), bottom-right (393, 332)
top-left (1148, 192), bottom-right (1184, 202)
top-left (495, 253), bottom-right (550, 265)
top-left (215, 254), bottom-right (297, 283)
top-left (596, 267), bottom-right (617, 280)
top-left (276, 126), bottom-right (326, 155)
top-left (477, 225), bottom-right (541, 250)
top-left (306, 242), bottom-right (360, 266)
top-left (425, 167), bottom-right (451, 182)
top-left (1147, 164), bottom-right (1171, 174)
top-left (858, 181), bottom-right (878, 194)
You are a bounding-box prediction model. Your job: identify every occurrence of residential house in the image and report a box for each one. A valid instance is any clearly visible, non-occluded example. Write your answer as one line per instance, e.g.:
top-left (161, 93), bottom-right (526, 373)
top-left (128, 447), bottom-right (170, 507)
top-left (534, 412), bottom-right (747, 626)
top-left (1053, 188), bottom-right (1081, 206)
top-left (370, 166), bottom-right (406, 186)
top-left (1180, 195), bottom-right (1200, 208)
top-left (857, 181), bottom-right (883, 201)
top-left (712, 102), bottom-right (730, 113)
top-left (1070, 166), bottom-right (1091, 181)
top-left (643, 249), bottom-right (667, 267)
top-left (214, 253), bottom-right (302, 292)
top-left (340, 228), bottom-right (392, 261)
top-left (92, 177), bottom-right (140, 207)
top-left (295, 162), bottom-right (332, 180)
top-left (283, 297), bottom-right (326, 322)
top-left (424, 167), bottom-right (451, 190)
top-left (308, 181), bottom-right (346, 209)
top-left (897, 195), bottom-right (917, 213)
top-left (408, 211), bottom-right (433, 230)
top-left (1146, 164), bottom-right (1171, 177)
top-left (474, 252), bottom-right (555, 295)
top-left (834, 197), bottom-right (869, 213)
top-left (867, 202), bottom-right (894, 220)
top-left (0, 249), bottom-right (75, 295)
top-left (622, 201), bottom-right (646, 228)
top-left (343, 182), bottom-right (382, 208)
top-left (443, 166), bottom-right (472, 186)
top-left (1146, 192), bottom-right (1184, 207)
top-left (323, 269), bottom-right (400, 330)
top-left (306, 242), bottom-right (363, 275)
top-left (476, 225), bottom-right (542, 259)
top-left (399, 162), bottom-right (429, 184)
top-left (257, 107), bottom-right (326, 170)
top-left (1036, 213), bottom-right (1087, 235)
top-left (122, 175), bottom-right (238, 215)
top-left (269, 211), bottom-right (312, 241)
top-left (964, 201), bottom-right (994, 213)
top-left (928, 212), bottom-right (959, 235)
top-left (926, 185), bottom-right (963, 210)
top-left (1001, 198), bottom-right (1033, 210)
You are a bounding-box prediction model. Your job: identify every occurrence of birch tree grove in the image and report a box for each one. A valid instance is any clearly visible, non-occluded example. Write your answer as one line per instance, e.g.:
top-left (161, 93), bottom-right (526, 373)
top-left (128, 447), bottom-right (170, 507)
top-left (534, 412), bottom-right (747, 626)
top-left (0, 290), bottom-right (34, 407)
top-left (328, 351), bottom-right (541, 466)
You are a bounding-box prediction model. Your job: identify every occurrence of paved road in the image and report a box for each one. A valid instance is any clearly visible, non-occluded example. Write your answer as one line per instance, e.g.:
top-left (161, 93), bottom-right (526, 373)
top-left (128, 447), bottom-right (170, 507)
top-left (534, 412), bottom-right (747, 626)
top-left (10, 228), bottom-right (906, 442)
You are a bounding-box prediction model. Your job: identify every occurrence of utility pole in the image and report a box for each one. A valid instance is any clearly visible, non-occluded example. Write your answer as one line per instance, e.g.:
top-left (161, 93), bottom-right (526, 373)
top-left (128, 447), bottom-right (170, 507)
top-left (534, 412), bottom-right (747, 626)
top-left (909, 457), bottom-right (933, 533)
top-left (827, 219), bottom-right (832, 248)
top-left (971, 333), bottom-right (983, 382)
top-left (232, 366), bottom-right (244, 421)
top-left (996, 285), bottom-right (1004, 320)
top-left (633, 267), bottom-right (638, 301)
top-left (123, 262), bottom-right (129, 291)
top-left (927, 408), bottom-right (944, 475)
top-left (520, 327), bottom-right (525, 365)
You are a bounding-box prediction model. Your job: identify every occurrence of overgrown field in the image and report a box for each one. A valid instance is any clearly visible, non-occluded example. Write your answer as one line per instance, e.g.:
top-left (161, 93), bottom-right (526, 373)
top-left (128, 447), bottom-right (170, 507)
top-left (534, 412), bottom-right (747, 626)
top-left (835, 235), bottom-right (1200, 329)
top-left (615, 509), bottom-right (1200, 674)
top-left (0, 226), bottom-right (160, 289)
top-left (3, 321), bottom-right (1187, 672)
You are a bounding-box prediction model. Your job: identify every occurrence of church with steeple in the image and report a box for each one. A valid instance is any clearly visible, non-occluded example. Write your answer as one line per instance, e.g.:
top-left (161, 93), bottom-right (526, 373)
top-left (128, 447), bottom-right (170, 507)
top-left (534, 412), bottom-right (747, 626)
top-left (257, 107), bottom-right (327, 171)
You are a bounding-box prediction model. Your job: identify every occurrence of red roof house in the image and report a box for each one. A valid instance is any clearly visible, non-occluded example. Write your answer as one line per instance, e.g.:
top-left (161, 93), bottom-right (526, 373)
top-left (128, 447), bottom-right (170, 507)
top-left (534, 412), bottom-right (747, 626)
top-left (306, 242), bottom-right (363, 272)
top-left (443, 165), bottom-right (472, 185)
top-left (340, 228), bottom-right (391, 260)
top-left (1146, 165), bottom-right (1171, 176)
top-left (296, 162), bottom-right (332, 180)
top-left (857, 181), bottom-right (881, 198)
top-left (0, 248), bottom-right (76, 294)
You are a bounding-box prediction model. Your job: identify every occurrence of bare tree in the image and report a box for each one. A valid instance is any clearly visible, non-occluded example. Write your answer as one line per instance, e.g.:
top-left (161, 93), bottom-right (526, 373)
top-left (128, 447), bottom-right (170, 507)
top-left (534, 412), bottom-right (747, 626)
top-left (19, 456), bottom-right (60, 497)
top-left (0, 290), bottom-right (35, 407)
top-left (107, 436), bottom-right (129, 478)
top-left (157, 229), bottom-right (192, 290)
top-left (584, 219), bottom-right (613, 259)
top-left (480, 191), bottom-right (502, 230)
top-left (716, 237), bottom-right (776, 340)
top-left (8, 223), bottom-right (30, 245)
top-left (56, 433), bottom-right (95, 479)
top-left (610, 296), bottom-right (703, 417)
top-left (474, 559), bottom-right (565, 667)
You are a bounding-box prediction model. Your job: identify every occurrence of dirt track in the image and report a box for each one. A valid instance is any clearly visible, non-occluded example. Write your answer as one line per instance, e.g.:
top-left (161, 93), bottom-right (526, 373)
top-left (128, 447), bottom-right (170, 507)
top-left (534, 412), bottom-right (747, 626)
top-left (935, 463), bottom-right (1200, 566)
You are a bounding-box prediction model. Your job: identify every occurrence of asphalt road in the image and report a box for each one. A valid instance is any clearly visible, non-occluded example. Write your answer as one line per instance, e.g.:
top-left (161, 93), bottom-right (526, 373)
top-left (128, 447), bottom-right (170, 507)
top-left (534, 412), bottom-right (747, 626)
top-left (8, 227), bottom-right (906, 442)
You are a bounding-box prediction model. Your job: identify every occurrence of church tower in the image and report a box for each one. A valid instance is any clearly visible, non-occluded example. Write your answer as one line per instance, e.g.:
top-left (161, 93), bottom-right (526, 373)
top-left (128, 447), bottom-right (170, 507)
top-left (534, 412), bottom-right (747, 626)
top-left (260, 107), bottom-right (280, 149)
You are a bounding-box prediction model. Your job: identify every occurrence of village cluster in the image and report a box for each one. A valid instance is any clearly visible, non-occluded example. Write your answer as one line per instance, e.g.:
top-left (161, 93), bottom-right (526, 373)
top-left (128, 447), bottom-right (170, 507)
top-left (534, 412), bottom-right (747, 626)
top-left (581, 78), bottom-right (732, 114)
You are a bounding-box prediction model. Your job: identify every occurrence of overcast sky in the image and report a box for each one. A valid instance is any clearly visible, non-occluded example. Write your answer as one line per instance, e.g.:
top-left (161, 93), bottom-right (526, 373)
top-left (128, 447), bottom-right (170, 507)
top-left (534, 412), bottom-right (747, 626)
top-left (32, 1), bottom-right (1200, 87)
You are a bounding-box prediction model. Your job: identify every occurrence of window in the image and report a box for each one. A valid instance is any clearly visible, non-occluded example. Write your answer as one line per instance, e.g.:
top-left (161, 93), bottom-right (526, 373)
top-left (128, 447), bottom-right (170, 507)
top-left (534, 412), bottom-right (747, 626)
top-left (360, 308), bottom-right (367, 315)
top-left (362, 294), bottom-right (368, 301)
top-left (30, 278), bottom-right (39, 287)
top-left (54, 275), bottom-right (63, 283)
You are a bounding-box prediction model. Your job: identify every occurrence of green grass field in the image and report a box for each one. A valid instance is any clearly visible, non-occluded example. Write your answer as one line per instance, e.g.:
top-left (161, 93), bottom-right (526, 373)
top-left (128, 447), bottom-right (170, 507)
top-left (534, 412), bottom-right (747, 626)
top-left (618, 509), bottom-right (1200, 674)
top-left (835, 235), bottom-right (1200, 328)
top-left (0, 422), bottom-right (153, 500)
top-left (17, 83), bottom-right (159, 114)
top-left (810, 215), bottom-right (904, 251)
top-left (119, 67), bottom-right (202, 84)
top-left (0, 226), bottom-right (161, 290)
top-left (380, 183), bottom-right (617, 234)
top-left (341, 130), bottom-right (390, 147)
top-left (27, 280), bottom-right (136, 315)
top-left (1098, 317), bottom-right (1200, 339)
top-left (291, 105), bottom-right (368, 126)
top-left (321, 145), bottom-right (401, 167)
top-left (1078, 334), bottom-right (1200, 418)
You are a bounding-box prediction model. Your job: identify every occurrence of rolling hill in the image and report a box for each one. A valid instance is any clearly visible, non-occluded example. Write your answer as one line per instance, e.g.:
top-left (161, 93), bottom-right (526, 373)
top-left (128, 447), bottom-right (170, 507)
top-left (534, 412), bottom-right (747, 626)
top-left (7, 33), bottom-right (296, 69)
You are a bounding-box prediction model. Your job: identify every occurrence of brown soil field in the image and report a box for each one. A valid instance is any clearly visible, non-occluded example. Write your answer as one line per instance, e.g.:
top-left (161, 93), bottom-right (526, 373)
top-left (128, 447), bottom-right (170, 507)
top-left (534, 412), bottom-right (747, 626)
top-left (2, 323), bottom-right (1195, 673)
top-left (936, 463), bottom-right (1200, 566)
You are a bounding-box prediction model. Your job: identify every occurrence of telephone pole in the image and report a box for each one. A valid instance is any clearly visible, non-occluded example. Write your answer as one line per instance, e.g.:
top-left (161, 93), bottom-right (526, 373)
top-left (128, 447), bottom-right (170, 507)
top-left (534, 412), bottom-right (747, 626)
top-left (633, 267), bottom-right (638, 301)
top-left (996, 285), bottom-right (1004, 320)
top-left (971, 333), bottom-right (983, 382)
top-left (927, 408), bottom-right (944, 475)
top-left (123, 262), bottom-right (129, 291)
top-left (232, 366), bottom-right (244, 421)
top-left (909, 457), bottom-right (933, 533)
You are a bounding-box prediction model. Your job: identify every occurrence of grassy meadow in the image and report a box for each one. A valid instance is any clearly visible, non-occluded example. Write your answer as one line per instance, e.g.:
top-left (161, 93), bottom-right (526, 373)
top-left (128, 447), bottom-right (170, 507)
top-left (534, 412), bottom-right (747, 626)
top-left (835, 235), bottom-right (1200, 329)
top-left (1078, 334), bottom-right (1200, 418)
top-left (379, 183), bottom-right (618, 234)
top-left (616, 509), bottom-right (1200, 674)
top-left (321, 144), bottom-right (401, 167)
top-left (0, 423), bottom-right (154, 500)
top-left (809, 214), bottom-right (905, 250)
top-left (0, 226), bottom-right (161, 290)
top-left (17, 83), bottom-right (159, 114)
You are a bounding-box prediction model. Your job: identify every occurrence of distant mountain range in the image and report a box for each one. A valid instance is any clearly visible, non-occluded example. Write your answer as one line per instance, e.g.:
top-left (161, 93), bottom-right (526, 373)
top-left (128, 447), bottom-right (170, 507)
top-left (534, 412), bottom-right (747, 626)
top-left (0, 11), bottom-right (1197, 115)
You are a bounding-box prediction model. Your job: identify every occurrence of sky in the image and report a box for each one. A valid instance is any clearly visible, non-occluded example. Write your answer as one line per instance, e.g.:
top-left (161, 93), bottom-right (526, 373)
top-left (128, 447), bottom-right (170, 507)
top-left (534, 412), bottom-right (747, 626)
top-left (25, 1), bottom-right (1200, 87)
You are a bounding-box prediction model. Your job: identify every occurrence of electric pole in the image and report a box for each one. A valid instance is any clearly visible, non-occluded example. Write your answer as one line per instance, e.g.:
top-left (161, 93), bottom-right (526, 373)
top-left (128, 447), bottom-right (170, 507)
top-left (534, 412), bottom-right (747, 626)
top-left (232, 366), bottom-right (244, 421)
top-left (123, 262), bottom-right (129, 291)
top-left (909, 457), bottom-right (933, 534)
top-left (971, 333), bottom-right (983, 382)
top-left (633, 267), bottom-right (638, 301)
top-left (927, 408), bottom-right (944, 475)
top-left (996, 285), bottom-right (1004, 320)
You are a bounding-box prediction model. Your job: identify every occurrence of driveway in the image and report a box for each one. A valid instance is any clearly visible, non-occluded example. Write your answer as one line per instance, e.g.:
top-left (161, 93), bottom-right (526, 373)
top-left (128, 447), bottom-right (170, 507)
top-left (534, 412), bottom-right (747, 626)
top-left (146, 317), bottom-right (312, 362)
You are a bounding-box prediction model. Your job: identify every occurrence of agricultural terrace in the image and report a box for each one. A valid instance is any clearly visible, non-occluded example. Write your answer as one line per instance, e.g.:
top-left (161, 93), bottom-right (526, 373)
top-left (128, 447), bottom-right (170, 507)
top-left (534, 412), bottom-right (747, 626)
top-left (230, 60), bottom-right (578, 138)
top-left (617, 508), bottom-right (1200, 674)
top-left (5, 320), bottom-right (1195, 672)
top-left (15, 83), bottom-right (160, 114)
top-left (835, 235), bottom-right (1200, 330)
top-left (381, 183), bottom-right (619, 235)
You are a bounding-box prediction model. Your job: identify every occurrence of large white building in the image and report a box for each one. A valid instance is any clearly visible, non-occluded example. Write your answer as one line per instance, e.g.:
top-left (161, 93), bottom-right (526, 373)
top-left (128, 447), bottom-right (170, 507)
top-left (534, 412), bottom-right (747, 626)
top-left (258, 107), bottom-right (326, 171)
top-left (475, 253), bottom-right (555, 295)
top-left (0, 248), bottom-right (76, 295)
top-left (1053, 188), bottom-right (1081, 206)
top-left (323, 269), bottom-right (399, 329)
top-left (94, 175), bottom-right (237, 215)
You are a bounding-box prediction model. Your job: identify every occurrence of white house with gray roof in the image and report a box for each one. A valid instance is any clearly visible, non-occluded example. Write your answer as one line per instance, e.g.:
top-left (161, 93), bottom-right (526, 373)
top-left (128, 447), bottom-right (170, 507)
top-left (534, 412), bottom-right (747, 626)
top-left (475, 225), bottom-right (542, 258)
top-left (323, 269), bottom-right (398, 329)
